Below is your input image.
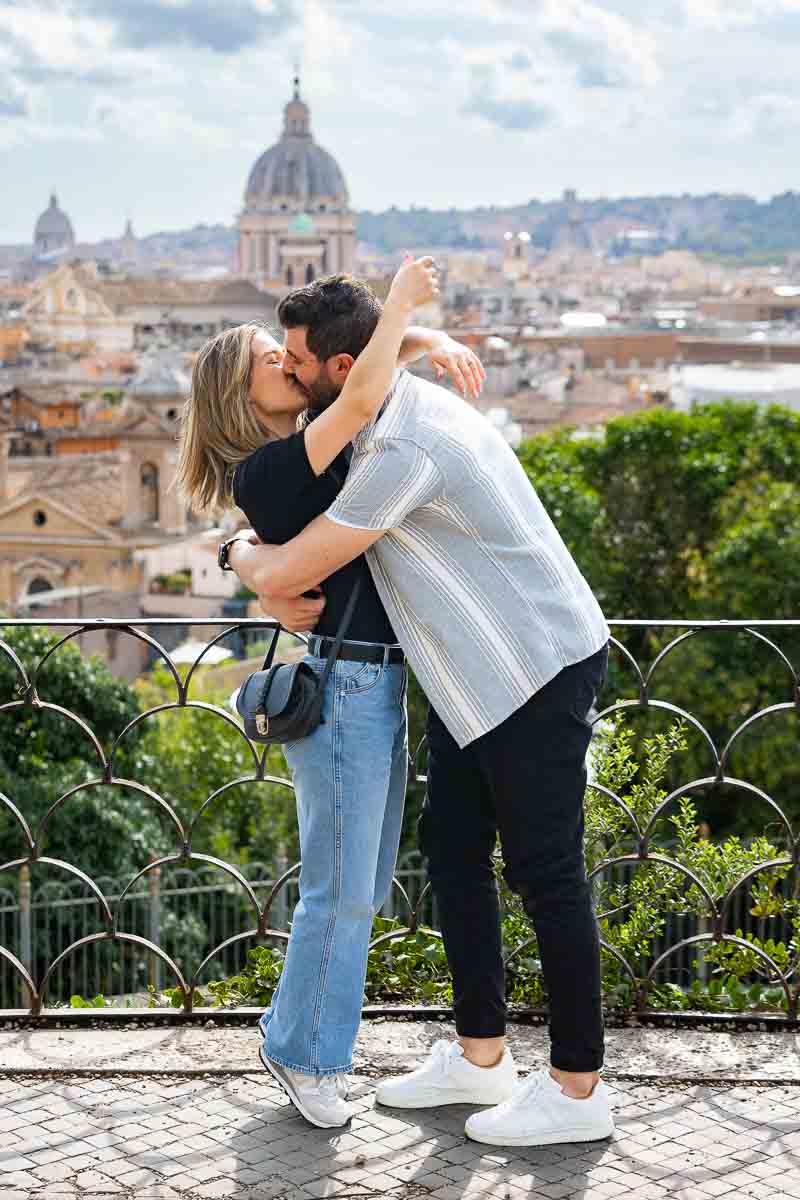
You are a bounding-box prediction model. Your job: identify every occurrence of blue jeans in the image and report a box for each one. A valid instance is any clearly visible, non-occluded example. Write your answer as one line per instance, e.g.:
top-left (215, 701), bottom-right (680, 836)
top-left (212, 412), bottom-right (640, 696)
top-left (261, 653), bottom-right (408, 1076)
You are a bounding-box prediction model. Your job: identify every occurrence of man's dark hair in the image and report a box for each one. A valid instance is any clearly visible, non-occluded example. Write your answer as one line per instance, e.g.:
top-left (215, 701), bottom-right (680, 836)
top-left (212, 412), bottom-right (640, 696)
top-left (277, 274), bottom-right (382, 362)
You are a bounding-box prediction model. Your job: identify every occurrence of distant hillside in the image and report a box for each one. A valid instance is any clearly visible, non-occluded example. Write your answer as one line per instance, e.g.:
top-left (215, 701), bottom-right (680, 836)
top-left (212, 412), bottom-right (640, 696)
top-left (123, 191), bottom-right (800, 259)
top-left (6, 191), bottom-right (800, 268)
top-left (357, 191), bottom-right (800, 257)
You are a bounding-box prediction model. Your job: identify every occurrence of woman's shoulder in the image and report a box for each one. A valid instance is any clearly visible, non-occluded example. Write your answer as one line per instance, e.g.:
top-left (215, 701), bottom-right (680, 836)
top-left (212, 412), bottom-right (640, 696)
top-left (233, 430), bottom-right (312, 505)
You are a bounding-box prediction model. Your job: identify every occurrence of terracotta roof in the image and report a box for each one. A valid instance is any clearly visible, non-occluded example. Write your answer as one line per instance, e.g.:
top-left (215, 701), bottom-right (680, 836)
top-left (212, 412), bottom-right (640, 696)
top-left (71, 268), bottom-right (276, 313)
top-left (18, 453), bottom-right (124, 526)
top-left (77, 353), bottom-right (138, 378)
top-left (9, 385), bottom-right (85, 408)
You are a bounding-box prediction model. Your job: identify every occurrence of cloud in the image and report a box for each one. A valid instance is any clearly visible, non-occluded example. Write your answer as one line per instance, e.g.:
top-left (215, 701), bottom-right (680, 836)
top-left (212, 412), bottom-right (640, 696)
top-left (0, 74), bottom-right (29, 117)
top-left (78, 0), bottom-right (297, 54)
top-left (508, 50), bottom-right (533, 71)
top-left (460, 56), bottom-right (556, 132)
top-left (542, 2), bottom-right (660, 89)
top-left (462, 70), bottom-right (554, 131)
top-left (545, 30), bottom-right (628, 88)
top-left (464, 94), bottom-right (552, 130)
top-left (0, 93), bottom-right (28, 116)
top-left (87, 89), bottom-right (234, 147)
top-left (3, 28), bottom-right (128, 86)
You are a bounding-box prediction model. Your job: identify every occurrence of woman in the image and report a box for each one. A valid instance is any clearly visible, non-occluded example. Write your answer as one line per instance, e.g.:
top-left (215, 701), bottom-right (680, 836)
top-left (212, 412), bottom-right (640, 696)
top-left (176, 258), bottom-right (485, 1128)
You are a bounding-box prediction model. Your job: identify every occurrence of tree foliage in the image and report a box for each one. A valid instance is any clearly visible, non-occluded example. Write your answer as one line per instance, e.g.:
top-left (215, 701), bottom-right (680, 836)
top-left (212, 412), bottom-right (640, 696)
top-left (0, 627), bottom-right (163, 879)
top-left (519, 400), bottom-right (800, 836)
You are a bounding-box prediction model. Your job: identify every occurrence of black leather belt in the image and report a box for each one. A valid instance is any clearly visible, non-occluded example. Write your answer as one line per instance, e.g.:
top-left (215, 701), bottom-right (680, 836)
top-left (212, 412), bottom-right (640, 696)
top-left (307, 635), bottom-right (405, 665)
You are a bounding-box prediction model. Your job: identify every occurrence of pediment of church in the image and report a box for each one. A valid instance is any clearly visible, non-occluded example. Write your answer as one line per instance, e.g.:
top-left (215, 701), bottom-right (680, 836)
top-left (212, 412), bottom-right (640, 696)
top-left (0, 494), bottom-right (115, 541)
top-left (117, 412), bottom-right (174, 439)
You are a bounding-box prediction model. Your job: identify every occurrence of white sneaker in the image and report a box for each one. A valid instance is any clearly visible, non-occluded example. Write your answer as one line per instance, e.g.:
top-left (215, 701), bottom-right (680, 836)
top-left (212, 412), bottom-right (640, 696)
top-left (375, 1039), bottom-right (517, 1109)
top-left (258, 1044), bottom-right (353, 1128)
top-left (465, 1068), bottom-right (614, 1147)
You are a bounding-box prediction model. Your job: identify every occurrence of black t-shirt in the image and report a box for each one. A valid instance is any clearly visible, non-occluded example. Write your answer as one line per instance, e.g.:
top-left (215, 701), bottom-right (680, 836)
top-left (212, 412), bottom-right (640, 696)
top-left (233, 432), bottom-right (396, 644)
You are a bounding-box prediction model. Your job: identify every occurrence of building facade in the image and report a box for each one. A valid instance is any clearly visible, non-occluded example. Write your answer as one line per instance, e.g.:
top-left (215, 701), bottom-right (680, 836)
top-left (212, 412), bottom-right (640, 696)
top-left (23, 265), bottom-right (276, 354)
top-left (238, 78), bottom-right (356, 289)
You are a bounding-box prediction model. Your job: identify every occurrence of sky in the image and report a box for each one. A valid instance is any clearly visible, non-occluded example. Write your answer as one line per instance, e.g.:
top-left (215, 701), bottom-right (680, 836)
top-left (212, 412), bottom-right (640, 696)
top-left (4, 0), bottom-right (800, 244)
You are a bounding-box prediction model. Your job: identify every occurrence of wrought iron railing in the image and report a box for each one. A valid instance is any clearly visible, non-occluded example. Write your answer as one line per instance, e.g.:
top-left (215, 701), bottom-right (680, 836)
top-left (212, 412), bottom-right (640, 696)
top-left (0, 618), bottom-right (798, 1022)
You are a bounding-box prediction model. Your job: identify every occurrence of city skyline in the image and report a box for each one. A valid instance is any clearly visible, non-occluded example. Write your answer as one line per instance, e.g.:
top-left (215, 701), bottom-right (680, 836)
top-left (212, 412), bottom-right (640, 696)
top-left (4, 0), bottom-right (800, 244)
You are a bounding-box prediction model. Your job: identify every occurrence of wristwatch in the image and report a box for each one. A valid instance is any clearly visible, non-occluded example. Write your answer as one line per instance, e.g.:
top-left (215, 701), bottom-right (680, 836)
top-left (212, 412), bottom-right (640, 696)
top-left (218, 535), bottom-right (249, 572)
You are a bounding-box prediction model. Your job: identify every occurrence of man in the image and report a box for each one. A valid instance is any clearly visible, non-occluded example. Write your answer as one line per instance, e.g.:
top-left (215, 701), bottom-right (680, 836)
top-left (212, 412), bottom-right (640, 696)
top-left (229, 274), bottom-right (613, 1147)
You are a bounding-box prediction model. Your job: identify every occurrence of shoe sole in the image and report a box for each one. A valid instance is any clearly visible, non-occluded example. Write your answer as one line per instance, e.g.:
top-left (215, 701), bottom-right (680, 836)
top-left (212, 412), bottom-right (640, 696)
top-left (258, 1044), bottom-right (350, 1130)
top-left (376, 1086), bottom-right (516, 1110)
top-left (465, 1122), bottom-right (615, 1147)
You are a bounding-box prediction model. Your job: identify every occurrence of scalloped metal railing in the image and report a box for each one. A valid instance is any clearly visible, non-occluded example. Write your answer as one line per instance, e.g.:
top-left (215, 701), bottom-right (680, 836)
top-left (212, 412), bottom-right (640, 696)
top-left (0, 617), bottom-right (798, 1022)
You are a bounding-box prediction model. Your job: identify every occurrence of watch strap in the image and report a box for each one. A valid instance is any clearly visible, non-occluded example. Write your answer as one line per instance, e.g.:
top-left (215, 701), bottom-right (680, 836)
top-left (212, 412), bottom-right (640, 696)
top-left (218, 534), bottom-right (248, 572)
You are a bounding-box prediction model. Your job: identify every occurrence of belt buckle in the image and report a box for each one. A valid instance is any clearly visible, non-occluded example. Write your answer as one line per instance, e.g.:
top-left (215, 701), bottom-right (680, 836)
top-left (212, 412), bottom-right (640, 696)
top-left (256, 712), bottom-right (270, 736)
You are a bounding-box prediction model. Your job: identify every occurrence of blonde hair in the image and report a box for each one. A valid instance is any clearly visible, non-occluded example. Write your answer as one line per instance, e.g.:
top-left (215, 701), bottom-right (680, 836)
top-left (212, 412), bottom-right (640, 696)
top-left (176, 322), bottom-right (272, 513)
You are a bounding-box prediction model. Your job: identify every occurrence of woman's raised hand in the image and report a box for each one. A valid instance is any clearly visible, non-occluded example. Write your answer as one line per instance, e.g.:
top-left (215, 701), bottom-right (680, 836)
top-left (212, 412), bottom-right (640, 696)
top-left (387, 254), bottom-right (440, 311)
top-left (430, 338), bottom-right (487, 399)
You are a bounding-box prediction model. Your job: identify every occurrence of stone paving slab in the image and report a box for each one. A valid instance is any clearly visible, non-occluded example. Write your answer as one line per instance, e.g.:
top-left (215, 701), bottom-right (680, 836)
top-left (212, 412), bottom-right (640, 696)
top-left (1, 1072), bottom-right (800, 1199)
top-left (2, 1020), bottom-right (800, 1081)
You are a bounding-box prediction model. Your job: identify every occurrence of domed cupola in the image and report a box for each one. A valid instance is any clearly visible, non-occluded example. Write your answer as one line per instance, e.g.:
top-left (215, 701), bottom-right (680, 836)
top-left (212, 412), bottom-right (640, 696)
top-left (33, 192), bottom-right (76, 259)
top-left (243, 75), bottom-right (349, 212)
top-left (237, 76), bottom-right (356, 286)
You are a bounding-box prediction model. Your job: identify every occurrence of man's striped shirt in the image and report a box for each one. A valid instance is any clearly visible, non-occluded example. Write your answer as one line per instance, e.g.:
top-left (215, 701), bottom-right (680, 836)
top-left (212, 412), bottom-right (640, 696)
top-left (326, 370), bottom-right (609, 748)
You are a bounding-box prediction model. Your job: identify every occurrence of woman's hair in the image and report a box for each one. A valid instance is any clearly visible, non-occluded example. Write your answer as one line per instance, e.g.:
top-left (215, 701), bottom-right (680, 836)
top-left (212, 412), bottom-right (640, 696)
top-left (175, 322), bottom-right (271, 513)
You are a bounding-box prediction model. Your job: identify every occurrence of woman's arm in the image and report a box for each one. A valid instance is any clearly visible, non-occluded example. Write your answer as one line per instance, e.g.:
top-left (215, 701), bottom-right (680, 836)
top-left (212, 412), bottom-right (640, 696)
top-left (398, 327), bottom-right (486, 398)
top-left (303, 256), bottom-right (438, 476)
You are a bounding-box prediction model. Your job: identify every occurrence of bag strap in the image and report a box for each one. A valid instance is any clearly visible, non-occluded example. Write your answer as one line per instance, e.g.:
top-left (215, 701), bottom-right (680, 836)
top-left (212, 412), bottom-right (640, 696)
top-left (261, 625), bottom-right (281, 671)
top-left (310, 578), bottom-right (362, 722)
top-left (257, 577), bottom-right (363, 720)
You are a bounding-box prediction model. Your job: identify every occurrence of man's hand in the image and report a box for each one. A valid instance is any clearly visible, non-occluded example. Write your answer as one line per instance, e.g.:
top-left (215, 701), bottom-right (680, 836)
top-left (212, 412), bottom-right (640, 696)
top-left (259, 590), bottom-right (326, 633)
top-left (429, 339), bottom-right (486, 399)
top-left (228, 538), bottom-right (279, 594)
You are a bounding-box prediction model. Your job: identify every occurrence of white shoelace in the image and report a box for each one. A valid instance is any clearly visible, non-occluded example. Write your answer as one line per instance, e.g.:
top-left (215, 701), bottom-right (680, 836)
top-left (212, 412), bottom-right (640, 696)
top-left (424, 1039), bottom-right (454, 1076)
top-left (316, 1074), bottom-right (341, 1101)
top-left (509, 1068), bottom-right (549, 1107)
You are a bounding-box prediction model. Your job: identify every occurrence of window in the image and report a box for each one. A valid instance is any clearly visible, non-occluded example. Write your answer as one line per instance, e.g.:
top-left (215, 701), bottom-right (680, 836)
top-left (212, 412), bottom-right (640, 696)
top-left (305, 264), bottom-right (315, 283)
top-left (140, 462), bottom-right (159, 523)
top-left (167, 408), bottom-right (177, 421)
top-left (286, 266), bottom-right (294, 286)
top-left (33, 510), bottom-right (47, 527)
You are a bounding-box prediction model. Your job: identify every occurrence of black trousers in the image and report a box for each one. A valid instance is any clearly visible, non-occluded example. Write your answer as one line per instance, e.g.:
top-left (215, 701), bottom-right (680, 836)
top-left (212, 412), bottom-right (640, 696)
top-left (419, 644), bottom-right (608, 1073)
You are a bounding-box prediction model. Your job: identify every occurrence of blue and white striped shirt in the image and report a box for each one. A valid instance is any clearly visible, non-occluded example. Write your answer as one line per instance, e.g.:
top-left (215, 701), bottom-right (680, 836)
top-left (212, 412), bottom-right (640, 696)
top-left (327, 371), bottom-right (609, 747)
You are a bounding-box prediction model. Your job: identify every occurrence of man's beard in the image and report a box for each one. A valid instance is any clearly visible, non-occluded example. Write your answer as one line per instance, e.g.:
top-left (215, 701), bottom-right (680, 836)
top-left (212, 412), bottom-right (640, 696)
top-left (308, 367), bottom-right (342, 409)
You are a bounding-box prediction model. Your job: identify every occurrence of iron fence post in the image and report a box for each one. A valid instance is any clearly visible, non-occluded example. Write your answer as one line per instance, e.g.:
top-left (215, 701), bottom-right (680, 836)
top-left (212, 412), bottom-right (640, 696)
top-left (19, 863), bottom-right (31, 1008)
top-left (148, 853), bottom-right (162, 994)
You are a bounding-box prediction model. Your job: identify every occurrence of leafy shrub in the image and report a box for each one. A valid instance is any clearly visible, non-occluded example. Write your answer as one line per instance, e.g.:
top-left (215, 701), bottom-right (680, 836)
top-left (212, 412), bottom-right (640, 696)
top-left (152, 716), bottom-right (798, 1016)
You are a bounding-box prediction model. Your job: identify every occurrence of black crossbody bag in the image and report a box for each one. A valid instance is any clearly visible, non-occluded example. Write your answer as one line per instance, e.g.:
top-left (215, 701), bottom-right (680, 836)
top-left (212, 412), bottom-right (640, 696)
top-left (236, 579), bottom-right (362, 745)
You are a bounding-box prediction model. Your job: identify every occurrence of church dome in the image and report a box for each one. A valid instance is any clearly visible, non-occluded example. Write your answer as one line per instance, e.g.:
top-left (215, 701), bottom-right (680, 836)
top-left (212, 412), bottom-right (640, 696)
top-left (34, 193), bottom-right (75, 247)
top-left (244, 79), bottom-right (349, 211)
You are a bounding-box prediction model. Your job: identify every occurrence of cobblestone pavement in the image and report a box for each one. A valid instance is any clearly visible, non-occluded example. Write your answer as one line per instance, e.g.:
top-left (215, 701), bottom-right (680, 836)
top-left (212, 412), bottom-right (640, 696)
top-left (1, 1072), bottom-right (800, 1199)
